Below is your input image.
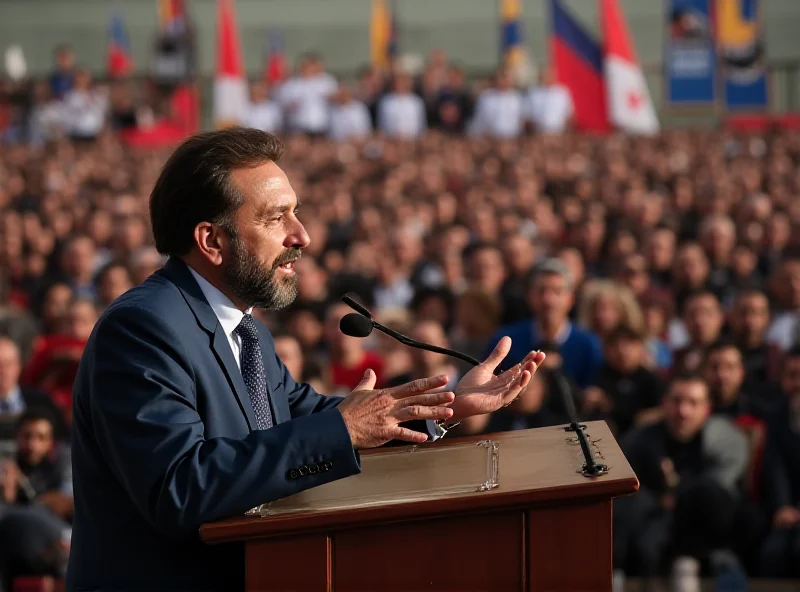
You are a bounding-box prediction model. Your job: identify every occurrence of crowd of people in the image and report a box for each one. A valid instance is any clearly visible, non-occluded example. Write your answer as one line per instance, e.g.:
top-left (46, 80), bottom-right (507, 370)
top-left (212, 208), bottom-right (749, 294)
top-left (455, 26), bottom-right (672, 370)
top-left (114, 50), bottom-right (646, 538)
top-left (1, 45), bottom-right (800, 592)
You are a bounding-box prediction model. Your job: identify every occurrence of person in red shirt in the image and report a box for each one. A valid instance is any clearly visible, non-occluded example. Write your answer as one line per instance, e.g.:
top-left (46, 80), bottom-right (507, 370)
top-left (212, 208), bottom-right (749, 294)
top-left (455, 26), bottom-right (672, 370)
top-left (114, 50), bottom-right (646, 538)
top-left (323, 302), bottom-right (384, 392)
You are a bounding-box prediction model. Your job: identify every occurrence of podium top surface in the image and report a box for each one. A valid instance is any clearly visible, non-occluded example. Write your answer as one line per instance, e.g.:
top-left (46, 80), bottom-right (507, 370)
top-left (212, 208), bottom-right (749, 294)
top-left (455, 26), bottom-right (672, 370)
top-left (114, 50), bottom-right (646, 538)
top-left (201, 421), bottom-right (638, 543)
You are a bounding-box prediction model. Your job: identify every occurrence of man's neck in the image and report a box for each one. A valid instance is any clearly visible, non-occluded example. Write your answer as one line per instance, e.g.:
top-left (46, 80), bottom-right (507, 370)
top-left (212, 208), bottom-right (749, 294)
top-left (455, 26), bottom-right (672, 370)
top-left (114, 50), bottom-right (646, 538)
top-left (538, 318), bottom-right (567, 342)
top-left (183, 257), bottom-right (250, 313)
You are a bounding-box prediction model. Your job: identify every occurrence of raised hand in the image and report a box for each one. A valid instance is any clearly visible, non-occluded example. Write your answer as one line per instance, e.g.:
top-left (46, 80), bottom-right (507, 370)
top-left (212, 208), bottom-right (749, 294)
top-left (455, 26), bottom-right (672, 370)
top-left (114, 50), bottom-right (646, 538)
top-left (449, 337), bottom-right (545, 422)
top-left (337, 370), bottom-right (455, 449)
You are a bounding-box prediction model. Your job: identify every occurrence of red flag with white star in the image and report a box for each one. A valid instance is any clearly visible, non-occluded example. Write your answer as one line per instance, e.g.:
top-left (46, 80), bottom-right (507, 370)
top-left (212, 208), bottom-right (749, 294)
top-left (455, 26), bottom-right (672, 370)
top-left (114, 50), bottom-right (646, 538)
top-left (601, 0), bottom-right (658, 134)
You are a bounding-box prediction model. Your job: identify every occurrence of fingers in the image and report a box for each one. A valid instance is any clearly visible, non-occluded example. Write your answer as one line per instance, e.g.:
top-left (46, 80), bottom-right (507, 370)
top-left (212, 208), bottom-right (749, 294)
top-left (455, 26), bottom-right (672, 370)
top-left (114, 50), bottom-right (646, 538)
top-left (353, 368), bottom-right (377, 392)
top-left (396, 405), bottom-right (454, 422)
top-left (390, 426), bottom-right (430, 444)
top-left (482, 336), bottom-right (512, 371)
top-left (386, 374), bottom-right (449, 399)
top-left (401, 391), bottom-right (455, 407)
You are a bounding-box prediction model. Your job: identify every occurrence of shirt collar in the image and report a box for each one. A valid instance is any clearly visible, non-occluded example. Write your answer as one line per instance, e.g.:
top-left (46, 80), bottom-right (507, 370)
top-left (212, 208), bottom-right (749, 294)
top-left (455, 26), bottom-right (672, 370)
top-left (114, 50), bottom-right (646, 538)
top-left (1, 385), bottom-right (23, 409)
top-left (188, 268), bottom-right (252, 339)
top-left (531, 320), bottom-right (572, 346)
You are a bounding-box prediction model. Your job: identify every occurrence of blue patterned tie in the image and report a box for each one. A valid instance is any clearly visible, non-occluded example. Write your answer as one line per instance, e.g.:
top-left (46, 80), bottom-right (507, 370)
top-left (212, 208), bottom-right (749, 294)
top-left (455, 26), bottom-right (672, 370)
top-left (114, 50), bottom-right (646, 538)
top-left (234, 314), bottom-right (274, 430)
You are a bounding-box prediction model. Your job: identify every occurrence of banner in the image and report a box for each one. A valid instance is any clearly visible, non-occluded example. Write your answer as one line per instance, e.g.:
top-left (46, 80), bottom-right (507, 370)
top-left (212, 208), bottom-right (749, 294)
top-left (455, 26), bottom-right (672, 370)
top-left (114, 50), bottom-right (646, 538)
top-left (715, 0), bottom-right (768, 110)
top-left (665, 0), bottom-right (716, 107)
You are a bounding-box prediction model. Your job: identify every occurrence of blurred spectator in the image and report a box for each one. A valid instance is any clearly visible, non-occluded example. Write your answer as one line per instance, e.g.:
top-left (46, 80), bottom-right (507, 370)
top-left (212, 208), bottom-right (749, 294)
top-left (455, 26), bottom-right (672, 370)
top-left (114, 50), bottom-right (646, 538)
top-left (486, 258), bottom-right (603, 388)
top-left (433, 65), bottom-right (473, 134)
top-left (469, 68), bottom-right (522, 139)
top-left (323, 303), bottom-right (384, 393)
top-left (273, 333), bottom-right (305, 383)
top-left (673, 290), bottom-right (725, 374)
top-left (95, 263), bottom-right (133, 310)
top-left (702, 341), bottom-right (775, 420)
top-left (0, 338), bottom-right (67, 442)
top-left (328, 84), bottom-right (372, 142)
top-left (377, 72), bottom-right (426, 139)
top-left (577, 279), bottom-right (645, 344)
top-left (760, 347), bottom-right (800, 577)
top-left (49, 44), bottom-right (75, 99)
top-left (766, 256), bottom-right (800, 352)
top-left (614, 374), bottom-right (748, 589)
top-left (246, 81), bottom-right (283, 134)
top-left (277, 53), bottom-right (337, 136)
top-left (58, 236), bottom-right (98, 301)
top-left (585, 326), bottom-right (665, 436)
top-left (62, 70), bottom-right (108, 142)
top-left (0, 272), bottom-right (38, 364)
top-left (729, 289), bottom-right (783, 388)
top-left (523, 66), bottom-right (574, 134)
top-left (0, 410), bottom-right (72, 589)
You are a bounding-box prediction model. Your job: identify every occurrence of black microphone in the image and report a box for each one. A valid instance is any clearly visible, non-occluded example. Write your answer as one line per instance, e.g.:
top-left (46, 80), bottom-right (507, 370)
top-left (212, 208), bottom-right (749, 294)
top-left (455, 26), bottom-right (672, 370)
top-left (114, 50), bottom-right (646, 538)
top-left (339, 294), bottom-right (482, 368)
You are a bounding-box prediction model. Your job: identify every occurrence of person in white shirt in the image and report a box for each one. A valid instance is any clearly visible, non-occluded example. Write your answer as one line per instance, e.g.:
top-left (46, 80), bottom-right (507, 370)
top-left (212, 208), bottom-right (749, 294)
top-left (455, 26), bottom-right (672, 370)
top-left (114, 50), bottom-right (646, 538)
top-left (524, 67), bottom-right (574, 134)
top-left (469, 69), bottom-right (523, 139)
top-left (246, 81), bottom-right (283, 133)
top-left (62, 70), bottom-right (108, 141)
top-left (276, 54), bottom-right (337, 135)
top-left (328, 85), bottom-right (372, 142)
top-left (377, 73), bottom-right (427, 139)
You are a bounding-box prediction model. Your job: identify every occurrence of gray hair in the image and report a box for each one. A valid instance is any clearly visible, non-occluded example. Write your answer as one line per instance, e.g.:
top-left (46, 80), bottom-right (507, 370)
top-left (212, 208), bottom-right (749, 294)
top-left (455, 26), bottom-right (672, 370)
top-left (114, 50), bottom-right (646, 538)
top-left (528, 257), bottom-right (574, 291)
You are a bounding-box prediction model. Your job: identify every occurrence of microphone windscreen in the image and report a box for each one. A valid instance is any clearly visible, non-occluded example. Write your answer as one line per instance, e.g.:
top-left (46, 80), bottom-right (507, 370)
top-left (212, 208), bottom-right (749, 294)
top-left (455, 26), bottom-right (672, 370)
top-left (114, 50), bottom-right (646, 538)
top-left (339, 313), bottom-right (374, 338)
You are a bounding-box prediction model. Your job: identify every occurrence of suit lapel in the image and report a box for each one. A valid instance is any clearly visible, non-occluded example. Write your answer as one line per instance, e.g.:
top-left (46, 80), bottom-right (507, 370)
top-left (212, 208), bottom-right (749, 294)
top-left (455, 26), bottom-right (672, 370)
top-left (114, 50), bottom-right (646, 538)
top-left (162, 257), bottom-right (258, 431)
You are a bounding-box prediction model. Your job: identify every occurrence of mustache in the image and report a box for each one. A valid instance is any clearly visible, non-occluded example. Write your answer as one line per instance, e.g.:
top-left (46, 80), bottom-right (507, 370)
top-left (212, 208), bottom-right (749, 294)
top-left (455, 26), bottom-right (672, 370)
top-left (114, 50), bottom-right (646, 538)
top-left (273, 248), bottom-right (302, 268)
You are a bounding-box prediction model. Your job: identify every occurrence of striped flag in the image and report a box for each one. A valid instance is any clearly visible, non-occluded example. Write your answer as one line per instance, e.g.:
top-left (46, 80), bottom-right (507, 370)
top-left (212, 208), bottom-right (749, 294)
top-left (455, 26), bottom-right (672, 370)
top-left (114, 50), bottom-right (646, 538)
top-left (264, 31), bottom-right (288, 85)
top-left (550, 0), bottom-right (610, 132)
top-left (370, 0), bottom-right (396, 70)
top-left (214, 0), bottom-right (249, 128)
top-left (157, 0), bottom-right (186, 35)
top-left (500, 0), bottom-right (533, 84)
top-left (601, 0), bottom-right (659, 134)
top-left (107, 3), bottom-right (134, 78)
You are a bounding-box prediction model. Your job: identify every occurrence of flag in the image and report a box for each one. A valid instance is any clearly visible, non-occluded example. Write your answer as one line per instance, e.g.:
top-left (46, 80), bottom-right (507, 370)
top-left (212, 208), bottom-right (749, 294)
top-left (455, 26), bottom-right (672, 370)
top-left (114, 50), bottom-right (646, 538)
top-left (107, 4), bottom-right (134, 78)
top-left (264, 31), bottom-right (288, 85)
top-left (370, 0), bottom-right (396, 70)
top-left (500, 0), bottom-right (533, 85)
top-left (214, 0), bottom-right (249, 128)
top-left (601, 0), bottom-right (659, 134)
top-left (157, 0), bottom-right (186, 35)
top-left (715, 0), bottom-right (768, 110)
top-left (550, 0), bottom-right (610, 132)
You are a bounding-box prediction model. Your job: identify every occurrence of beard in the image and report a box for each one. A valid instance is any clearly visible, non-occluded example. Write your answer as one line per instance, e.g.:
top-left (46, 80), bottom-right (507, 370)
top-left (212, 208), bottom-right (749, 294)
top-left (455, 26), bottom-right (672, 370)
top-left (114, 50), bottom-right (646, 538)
top-left (223, 234), bottom-right (300, 311)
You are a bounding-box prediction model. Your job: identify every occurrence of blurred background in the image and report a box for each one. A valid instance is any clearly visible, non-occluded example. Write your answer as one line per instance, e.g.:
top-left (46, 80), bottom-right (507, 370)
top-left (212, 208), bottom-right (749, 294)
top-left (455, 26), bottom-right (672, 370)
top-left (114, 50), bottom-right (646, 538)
top-left (1, 1), bottom-right (800, 591)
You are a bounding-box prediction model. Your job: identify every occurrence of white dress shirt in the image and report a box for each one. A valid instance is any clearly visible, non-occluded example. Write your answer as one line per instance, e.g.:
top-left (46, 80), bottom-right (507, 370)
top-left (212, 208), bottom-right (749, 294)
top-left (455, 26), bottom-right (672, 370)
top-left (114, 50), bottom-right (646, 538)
top-left (189, 268), bottom-right (252, 370)
top-left (377, 92), bottom-right (427, 139)
top-left (329, 100), bottom-right (373, 141)
top-left (247, 100), bottom-right (283, 133)
top-left (277, 73), bottom-right (338, 133)
top-left (524, 84), bottom-right (574, 133)
top-left (469, 88), bottom-right (523, 138)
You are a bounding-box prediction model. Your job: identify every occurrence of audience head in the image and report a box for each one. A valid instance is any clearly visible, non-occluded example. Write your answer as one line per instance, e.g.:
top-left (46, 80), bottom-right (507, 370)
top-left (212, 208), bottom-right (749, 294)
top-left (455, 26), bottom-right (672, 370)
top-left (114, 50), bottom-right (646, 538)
top-left (527, 258), bottom-right (574, 328)
top-left (663, 373), bottom-right (711, 442)
top-left (16, 408), bottom-right (57, 467)
top-left (702, 341), bottom-right (745, 407)
top-left (604, 326), bottom-right (646, 374)
top-left (781, 346), bottom-right (800, 401)
top-left (683, 290), bottom-right (723, 346)
top-left (0, 337), bottom-right (21, 397)
top-left (273, 334), bottom-right (304, 381)
top-left (729, 288), bottom-right (770, 347)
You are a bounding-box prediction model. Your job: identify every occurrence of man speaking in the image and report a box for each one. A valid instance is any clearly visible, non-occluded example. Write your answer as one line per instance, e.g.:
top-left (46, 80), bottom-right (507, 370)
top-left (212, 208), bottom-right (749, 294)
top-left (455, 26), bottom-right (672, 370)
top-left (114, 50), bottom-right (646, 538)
top-left (66, 128), bottom-right (543, 592)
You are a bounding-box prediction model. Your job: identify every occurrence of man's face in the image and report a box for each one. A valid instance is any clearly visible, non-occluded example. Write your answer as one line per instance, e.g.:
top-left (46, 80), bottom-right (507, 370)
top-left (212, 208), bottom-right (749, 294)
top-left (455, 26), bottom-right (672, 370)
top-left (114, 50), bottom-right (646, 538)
top-left (663, 379), bottom-right (711, 442)
top-left (469, 248), bottom-right (505, 293)
top-left (675, 246), bottom-right (708, 286)
top-left (224, 162), bottom-right (310, 311)
top-left (684, 294), bottom-right (722, 344)
top-left (703, 347), bottom-right (744, 403)
top-left (606, 337), bottom-right (642, 374)
top-left (530, 273), bottom-right (572, 323)
top-left (411, 322), bottom-right (448, 371)
top-left (781, 357), bottom-right (800, 400)
top-left (732, 293), bottom-right (769, 340)
top-left (17, 419), bottom-right (54, 466)
top-left (0, 339), bottom-right (21, 396)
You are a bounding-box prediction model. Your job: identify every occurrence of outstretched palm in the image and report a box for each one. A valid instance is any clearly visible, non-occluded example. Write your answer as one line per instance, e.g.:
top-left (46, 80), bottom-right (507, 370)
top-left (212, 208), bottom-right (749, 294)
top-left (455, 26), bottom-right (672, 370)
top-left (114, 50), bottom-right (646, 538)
top-left (449, 337), bottom-right (546, 422)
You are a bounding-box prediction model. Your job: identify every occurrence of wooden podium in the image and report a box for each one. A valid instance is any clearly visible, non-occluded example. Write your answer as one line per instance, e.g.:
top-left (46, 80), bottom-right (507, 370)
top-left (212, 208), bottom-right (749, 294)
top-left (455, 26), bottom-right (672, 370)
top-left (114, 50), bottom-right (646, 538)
top-left (201, 421), bottom-right (638, 592)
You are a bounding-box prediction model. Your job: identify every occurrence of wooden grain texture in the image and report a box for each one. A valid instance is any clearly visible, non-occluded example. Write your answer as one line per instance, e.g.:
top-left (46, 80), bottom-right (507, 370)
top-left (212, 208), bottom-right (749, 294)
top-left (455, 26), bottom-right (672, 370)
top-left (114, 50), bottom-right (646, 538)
top-left (246, 534), bottom-right (330, 592)
top-left (202, 421), bottom-right (637, 544)
top-left (333, 511), bottom-right (524, 592)
top-left (527, 499), bottom-right (613, 592)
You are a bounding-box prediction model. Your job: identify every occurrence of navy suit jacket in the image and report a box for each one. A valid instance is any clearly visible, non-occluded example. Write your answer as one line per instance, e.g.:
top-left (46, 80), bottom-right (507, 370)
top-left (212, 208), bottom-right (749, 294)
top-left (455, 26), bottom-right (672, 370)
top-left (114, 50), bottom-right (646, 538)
top-left (67, 258), bottom-right (428, 591)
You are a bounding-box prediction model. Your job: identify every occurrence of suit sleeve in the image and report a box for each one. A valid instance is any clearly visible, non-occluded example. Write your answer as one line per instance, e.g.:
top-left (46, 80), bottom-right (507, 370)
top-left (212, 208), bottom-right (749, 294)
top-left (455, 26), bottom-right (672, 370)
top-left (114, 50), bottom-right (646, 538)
top-left (87, 305), bottom-right (361, 537)
top-left (276, 352), bottom-right (437, 441)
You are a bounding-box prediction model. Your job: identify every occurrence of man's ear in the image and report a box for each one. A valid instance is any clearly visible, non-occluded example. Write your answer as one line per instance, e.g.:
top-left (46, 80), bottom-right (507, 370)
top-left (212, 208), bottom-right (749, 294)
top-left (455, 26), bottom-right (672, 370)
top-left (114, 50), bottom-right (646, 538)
top-left (194, 222), bottom-right (226, 266)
